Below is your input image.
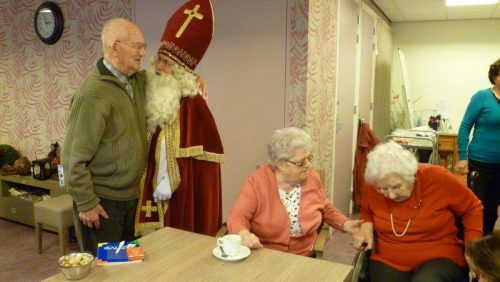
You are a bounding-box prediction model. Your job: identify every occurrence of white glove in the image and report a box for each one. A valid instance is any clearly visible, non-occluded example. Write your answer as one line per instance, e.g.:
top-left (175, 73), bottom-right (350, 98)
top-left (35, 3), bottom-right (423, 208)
top-left (153, 178), bottom-right (172, 203)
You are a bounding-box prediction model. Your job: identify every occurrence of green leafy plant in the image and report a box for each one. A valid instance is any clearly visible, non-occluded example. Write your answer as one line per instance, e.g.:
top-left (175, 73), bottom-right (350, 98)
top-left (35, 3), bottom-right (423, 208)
top-left (390, 93), bottom-right (409, 129)
top-left (0, 144), bottom-right (20, 167)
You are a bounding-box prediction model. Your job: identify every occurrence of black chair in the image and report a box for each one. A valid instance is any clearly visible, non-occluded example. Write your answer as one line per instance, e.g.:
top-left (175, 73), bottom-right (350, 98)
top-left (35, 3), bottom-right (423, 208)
top-left (351, 249), bottom-right (371, 282)
top-left (351, 213), bottom-right (469, 282)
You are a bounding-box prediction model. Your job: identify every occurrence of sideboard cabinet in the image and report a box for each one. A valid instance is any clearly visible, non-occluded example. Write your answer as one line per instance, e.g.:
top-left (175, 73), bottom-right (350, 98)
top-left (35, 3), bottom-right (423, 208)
top-left (0, 174), bottom-right (66, 229)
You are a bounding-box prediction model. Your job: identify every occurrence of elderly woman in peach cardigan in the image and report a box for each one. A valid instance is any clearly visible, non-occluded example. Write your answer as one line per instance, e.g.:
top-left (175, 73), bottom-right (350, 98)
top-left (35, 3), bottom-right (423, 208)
top-left (227, 127), bottom-right (361, 257)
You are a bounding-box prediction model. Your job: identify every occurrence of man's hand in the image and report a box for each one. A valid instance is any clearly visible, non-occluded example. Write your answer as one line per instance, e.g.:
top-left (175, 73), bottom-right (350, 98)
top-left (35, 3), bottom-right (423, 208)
top-left (79, 204), bottom-right (109, 229)
top-left (454, 160), bottom-right (468, 175)
top-left (196, 76), bottom-right (208, 100)
top-left (352, 222), bottom-right (374, 251)
top-left (238, 229), bottom-right (263, 249)
top-left (153, 178), bottom-right (172, 203)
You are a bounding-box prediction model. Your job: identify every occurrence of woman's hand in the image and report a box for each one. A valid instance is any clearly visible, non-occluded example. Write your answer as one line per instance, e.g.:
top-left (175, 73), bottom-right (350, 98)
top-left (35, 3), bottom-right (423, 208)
top-left (341, 219), bottom-right (363, 234)
top-left (239, 229), bottom-right (263, 249)
top-left (454, 160), bottom-right (468, 175)
top-left (352, 222), bottom-right (374, 251)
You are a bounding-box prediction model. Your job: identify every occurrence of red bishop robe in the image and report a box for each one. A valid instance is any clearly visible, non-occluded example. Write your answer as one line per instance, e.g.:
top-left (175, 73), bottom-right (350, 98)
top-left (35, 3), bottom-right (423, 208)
top-left (135, 94), bottom-right (224, 236)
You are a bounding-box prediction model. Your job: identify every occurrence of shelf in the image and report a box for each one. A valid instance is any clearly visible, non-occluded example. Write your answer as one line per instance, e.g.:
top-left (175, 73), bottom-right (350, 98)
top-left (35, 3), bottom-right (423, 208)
top-left (0, 174), bottom-right (66, 231)
top-left (0, 174), bottom-right (60, 190)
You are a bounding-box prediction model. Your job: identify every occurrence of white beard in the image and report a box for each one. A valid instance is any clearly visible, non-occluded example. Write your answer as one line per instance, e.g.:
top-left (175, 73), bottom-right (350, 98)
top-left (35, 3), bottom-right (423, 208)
top-left (145, 62), bottom-right (200, 133)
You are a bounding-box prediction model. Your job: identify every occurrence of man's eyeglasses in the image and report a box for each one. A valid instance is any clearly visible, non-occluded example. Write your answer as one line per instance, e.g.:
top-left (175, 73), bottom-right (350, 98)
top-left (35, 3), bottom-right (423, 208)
top-left (375, 183), bottom-right (403, 194)
top-left (116, 40), bottom-right (148, 52)
top-left (286, 155), bottom-right (313, 168)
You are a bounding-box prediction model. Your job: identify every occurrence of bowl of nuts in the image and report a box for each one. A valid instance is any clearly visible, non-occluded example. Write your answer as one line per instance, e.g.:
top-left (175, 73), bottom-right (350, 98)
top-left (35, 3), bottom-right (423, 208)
top-left (57, 252), bottom-right (94, 280)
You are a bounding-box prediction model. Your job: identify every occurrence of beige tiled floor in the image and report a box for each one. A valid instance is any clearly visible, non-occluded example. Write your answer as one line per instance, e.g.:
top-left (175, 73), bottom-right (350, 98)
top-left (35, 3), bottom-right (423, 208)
top-left (323, 229), bottom-right (357, 265)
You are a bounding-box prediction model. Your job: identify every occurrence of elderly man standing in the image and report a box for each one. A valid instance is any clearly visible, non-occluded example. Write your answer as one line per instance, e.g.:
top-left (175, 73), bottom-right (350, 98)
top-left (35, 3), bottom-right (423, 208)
top-left (62, 18), bottom-right (148, 255)
top-left (135, 0), bottom-right (224, 237)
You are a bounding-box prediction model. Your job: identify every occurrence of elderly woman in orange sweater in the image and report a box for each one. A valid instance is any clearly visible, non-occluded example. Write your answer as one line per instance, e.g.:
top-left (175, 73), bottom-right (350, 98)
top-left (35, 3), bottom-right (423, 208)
top-left (352, 141), bottom-right (483, 282)
top-left (227, 127), bottom-right (361, 256)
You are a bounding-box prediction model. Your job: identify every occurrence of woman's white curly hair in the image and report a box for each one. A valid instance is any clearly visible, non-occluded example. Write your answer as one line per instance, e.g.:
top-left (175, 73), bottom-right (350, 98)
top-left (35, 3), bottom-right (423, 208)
top-left (365, 141), bottom-right (418, 186)
top-left (267, 127), bottom-right (313, 169)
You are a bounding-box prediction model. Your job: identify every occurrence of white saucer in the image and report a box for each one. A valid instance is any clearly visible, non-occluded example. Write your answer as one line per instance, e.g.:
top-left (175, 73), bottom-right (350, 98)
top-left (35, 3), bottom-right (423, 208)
top-left (212, 246), bottom-right (251, 262)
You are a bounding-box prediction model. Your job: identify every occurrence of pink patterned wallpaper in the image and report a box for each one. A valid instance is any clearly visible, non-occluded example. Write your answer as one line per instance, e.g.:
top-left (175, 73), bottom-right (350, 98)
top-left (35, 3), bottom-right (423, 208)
top-left (288, 0), bottom-right (338, 197)
top-left (1, 0), bottom-right (339, 200)
top-left (288, 0), bottom-right (309, 128)
top-left (0, 0), bottom-right (133, 160)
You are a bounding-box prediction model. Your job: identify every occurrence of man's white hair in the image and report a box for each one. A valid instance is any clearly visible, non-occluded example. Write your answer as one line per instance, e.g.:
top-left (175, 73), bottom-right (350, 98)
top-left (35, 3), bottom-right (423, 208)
top-left (145, 55), bottom-right (200, 133)
top-left (101, 18), bottom-right (134, 55)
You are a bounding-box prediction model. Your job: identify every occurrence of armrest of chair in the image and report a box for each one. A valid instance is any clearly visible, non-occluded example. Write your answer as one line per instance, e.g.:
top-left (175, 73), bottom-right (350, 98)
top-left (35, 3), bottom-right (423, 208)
top-left (313, 226), bottom-right (329, 259)
top-left (215, 222), bottom-right (228, 238)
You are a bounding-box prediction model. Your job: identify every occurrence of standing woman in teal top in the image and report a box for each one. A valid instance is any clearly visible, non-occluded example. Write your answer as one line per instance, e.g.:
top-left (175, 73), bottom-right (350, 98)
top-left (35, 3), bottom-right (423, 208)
top-left (455, 58), bottom-right (500, 235)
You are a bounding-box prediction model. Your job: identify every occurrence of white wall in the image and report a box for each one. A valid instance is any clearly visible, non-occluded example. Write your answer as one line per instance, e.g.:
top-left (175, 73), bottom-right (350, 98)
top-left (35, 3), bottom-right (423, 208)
top-left (391, 19), bottom-right (500, 131)
top-left (135, 0), bottom-right (287, 220)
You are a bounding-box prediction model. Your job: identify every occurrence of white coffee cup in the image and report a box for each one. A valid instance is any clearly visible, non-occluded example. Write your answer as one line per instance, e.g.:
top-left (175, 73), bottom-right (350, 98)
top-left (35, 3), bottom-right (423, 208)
top-left (216, 234), bottom-right (241, 257)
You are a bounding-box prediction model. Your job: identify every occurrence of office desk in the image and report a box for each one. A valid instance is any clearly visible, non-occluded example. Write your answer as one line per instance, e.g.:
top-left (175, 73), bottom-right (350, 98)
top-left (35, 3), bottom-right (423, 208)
top-left (43, 227), bottom-right (353, 281)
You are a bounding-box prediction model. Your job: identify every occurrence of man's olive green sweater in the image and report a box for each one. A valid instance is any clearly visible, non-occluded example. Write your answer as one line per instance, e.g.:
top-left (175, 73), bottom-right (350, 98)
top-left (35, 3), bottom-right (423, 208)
top-left (62, 58), bottom-right (148, 212)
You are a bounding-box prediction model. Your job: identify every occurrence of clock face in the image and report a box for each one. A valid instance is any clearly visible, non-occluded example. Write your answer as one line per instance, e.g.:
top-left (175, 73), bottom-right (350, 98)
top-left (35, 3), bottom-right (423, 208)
top-left (34, 2), bottom-right (64, 45)
top-left (36, 9), bottom-right (56, 39)
top-left (33, 165), bottom-right (41, 176)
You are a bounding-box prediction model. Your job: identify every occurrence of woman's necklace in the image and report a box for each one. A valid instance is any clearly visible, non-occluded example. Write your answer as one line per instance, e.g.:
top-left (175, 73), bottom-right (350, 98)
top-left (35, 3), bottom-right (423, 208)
top-left (390, 213), bottom-right (411, 237)
top-left (388, 189), bottom-right (422, 238)
top-left (389, 199), bottom-right (422, 237)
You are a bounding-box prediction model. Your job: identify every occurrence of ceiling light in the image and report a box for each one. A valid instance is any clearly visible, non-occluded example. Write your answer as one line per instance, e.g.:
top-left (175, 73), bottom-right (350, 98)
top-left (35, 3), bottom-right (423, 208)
top-left (446, 0), bottom-right (499, 6)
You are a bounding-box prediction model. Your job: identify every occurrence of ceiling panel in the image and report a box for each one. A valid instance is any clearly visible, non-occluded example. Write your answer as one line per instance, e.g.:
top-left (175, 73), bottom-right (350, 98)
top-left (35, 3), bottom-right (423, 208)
top-left (402, 7), bottom-right (447, 21)
top-left (382, 8), bottom-right (407, 21)
top-left (372, 0), bottom-right (500, 22)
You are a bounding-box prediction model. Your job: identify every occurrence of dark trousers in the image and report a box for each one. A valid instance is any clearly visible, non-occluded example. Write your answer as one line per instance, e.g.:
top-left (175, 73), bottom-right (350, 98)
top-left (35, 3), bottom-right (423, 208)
top-left (72, 198), bottom-right (138, 256)
top-left (369, 258), bottom-right (468, 282)
top-left (468, 159), bottom-right (500, 235)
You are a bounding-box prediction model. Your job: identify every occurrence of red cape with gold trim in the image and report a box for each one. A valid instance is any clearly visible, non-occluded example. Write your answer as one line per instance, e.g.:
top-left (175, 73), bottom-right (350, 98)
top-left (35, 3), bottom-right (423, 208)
top-left (135, 94), bottom-right (224, 236)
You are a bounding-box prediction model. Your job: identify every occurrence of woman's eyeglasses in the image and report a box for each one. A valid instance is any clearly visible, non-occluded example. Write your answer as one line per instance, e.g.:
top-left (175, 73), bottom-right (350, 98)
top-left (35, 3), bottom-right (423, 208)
top-left (286, 155), bottom-right (313, 168)
top-left (375, 183), bottom-right (403, 194)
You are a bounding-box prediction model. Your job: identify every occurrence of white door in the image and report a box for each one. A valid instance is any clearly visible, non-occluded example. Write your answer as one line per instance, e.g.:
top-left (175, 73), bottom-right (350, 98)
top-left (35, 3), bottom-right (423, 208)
top-left (358, 6), bottom-right (376, 124)
top-left (333, 0), bottom-right (359, 214)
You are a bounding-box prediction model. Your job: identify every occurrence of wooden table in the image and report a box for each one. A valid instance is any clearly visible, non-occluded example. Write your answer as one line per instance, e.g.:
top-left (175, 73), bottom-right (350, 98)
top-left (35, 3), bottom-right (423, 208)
top-left (437, 133), bottom-right (458, 170)
top-left (43, 227), bottom-right (353, 281)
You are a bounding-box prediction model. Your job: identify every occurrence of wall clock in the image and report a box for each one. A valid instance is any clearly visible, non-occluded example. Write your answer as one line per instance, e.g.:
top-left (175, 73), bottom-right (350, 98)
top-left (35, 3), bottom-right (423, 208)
top-left (34, 1), bottom-right (64, 45)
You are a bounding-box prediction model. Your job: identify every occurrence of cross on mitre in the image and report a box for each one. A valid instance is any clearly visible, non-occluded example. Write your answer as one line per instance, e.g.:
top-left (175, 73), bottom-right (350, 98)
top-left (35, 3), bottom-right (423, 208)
top-left (176, 4), bottom-right (203, 38)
